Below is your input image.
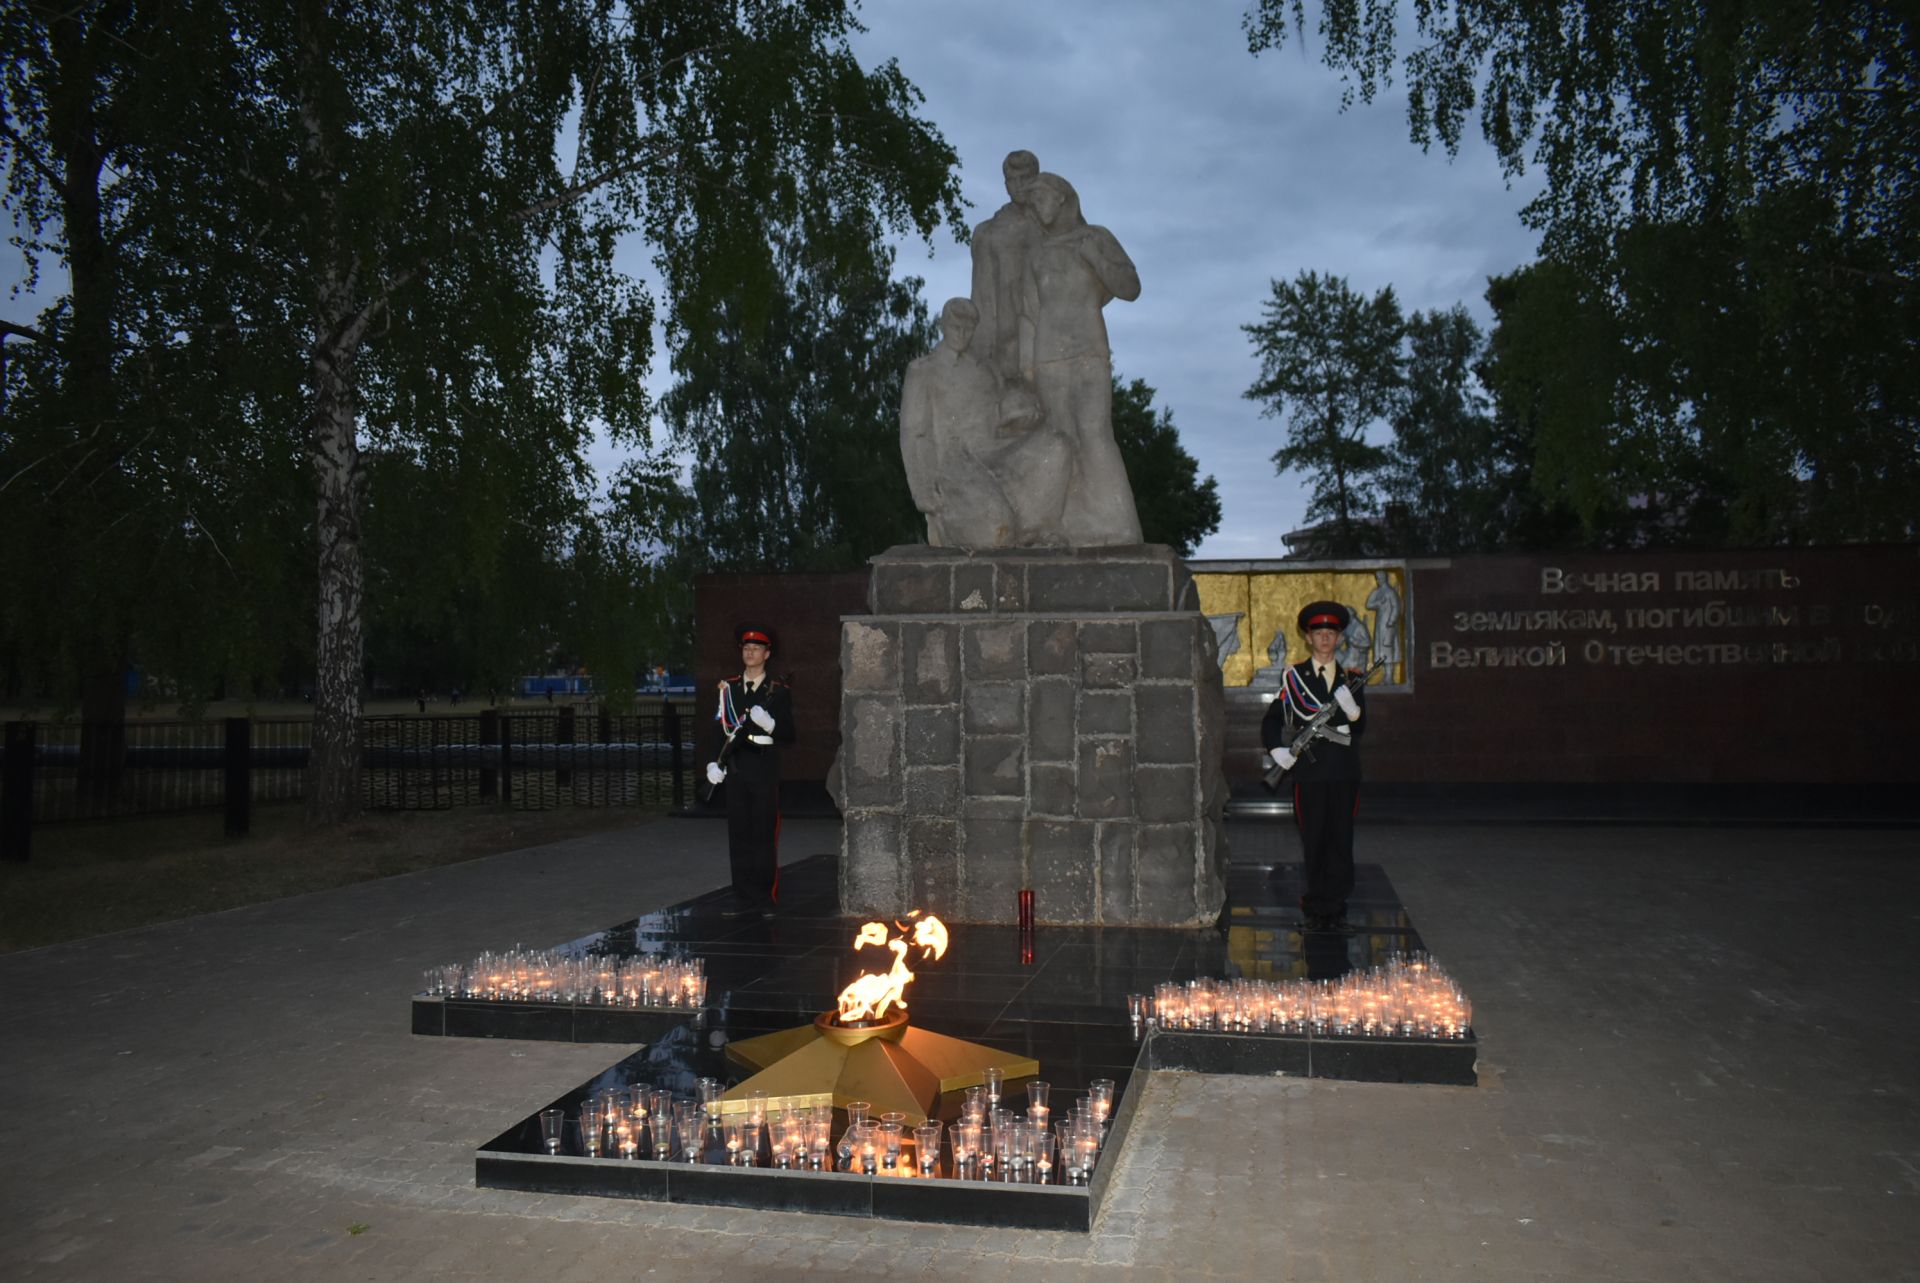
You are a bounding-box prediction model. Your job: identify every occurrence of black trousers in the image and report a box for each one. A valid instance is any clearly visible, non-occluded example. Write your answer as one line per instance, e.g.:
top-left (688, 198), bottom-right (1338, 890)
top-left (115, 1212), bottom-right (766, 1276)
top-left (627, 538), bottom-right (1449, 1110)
top-left (725, 749), bottom-right (781, 905)
top-left (1292, 779), bottom-right (1359, 919)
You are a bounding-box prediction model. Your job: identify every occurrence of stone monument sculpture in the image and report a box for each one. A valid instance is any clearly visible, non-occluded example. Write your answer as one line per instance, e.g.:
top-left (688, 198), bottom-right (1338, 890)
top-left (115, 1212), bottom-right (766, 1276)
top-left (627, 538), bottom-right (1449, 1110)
top-left (904, 151), bottom-right (1143, 550)
top-left (901, 299), bottom-right (1071, 547)
top-left (1021, 172), bottom-right (1143, 545)
top-left (1248, 625), bottom-right (1290, 691)
top-left (1207, 614), bottom-right (1244, 669)
top-left (969, 150), bottom-right (1045, 395)
top-left (1336, 606), bottom-right (1374, 672)
top-left (1366, 570), bottom-right (1403, 668)
top-left (835, 149), bottom-right (1226, 928)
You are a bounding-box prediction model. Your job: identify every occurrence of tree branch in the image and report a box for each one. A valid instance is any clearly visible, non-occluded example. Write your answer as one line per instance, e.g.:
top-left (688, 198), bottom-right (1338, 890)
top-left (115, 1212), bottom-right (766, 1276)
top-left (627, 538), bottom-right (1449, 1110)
top-left (512, 158), bottom-right (654, 222)
top-left (1, 319), bottom-right (49, 342)
top-left (326, 266), bottom-right (419, 356)
top-left (0, 118), bottom-right (67, 196)
top-left (513, 137), bottom-right (692, 222)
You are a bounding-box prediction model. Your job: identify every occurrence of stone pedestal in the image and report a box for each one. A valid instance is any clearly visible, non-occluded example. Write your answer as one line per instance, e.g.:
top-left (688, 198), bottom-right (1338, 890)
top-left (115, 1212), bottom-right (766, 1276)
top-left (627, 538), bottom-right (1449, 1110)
top-left (829, 546), bottom-right (1228, 927)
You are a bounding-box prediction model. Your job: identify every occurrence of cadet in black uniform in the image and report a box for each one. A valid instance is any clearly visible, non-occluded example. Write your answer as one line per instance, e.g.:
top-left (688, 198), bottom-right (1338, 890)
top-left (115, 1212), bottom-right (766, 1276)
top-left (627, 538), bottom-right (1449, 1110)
top-left (1260, 601), bottom-right (1368, 933)
top-left (705, 623), bottom-right (795, 918)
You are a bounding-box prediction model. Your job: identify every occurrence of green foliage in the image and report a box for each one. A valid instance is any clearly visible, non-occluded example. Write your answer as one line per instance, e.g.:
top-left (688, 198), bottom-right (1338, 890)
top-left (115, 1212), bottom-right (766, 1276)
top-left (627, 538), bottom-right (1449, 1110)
top-left (1243, 270), bottom-right (1403, 554)
top-left (0, 3), bottom-right (309, 715)
top-left (1382, 303), bottom-right (1585, 553)
top-left (1244, 0), bottom-right (1917, 255)
top-left (1110, 375), bottom-right (1222, 556)
top-left (1244, 0), bottom-right (1920, 544)
top-left (664, 209), bottom-right (936, 572)
top-left (1, 0), bottom-right (965, 761)
top-left (1380, 306), bottom-right (1494, 553)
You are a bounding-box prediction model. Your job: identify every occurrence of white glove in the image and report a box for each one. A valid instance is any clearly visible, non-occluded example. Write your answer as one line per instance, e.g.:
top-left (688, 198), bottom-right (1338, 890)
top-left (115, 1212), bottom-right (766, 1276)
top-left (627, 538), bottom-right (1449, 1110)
top-left (1333, 686), bottom-right (1361, 720)
top-left (1270, 747), bottom-right (1297, 770)
top-left (749, 705), bottom-right (775, 732)
top-left (705, 762), bottom-right (726, 786)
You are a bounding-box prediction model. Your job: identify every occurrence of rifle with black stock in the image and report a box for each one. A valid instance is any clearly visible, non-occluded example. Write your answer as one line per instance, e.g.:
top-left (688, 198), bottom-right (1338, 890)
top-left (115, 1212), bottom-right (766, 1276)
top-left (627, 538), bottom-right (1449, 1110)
top-left (1261, 657), bottom-right (1387, 793)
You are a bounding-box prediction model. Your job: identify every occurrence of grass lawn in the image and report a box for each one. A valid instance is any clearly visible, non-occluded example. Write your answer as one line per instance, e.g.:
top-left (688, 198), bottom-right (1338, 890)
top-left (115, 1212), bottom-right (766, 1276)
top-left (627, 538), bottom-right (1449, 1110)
top-left (1, 803), bottom-right (660, 953)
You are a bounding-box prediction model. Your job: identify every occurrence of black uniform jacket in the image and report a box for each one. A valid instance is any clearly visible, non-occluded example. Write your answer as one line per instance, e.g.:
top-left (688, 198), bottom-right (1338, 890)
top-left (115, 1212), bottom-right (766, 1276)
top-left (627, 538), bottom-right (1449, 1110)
top-left (722, 675), bottom-right (795, 756)
top-left (1259, 659), bottom-right (1367, 783)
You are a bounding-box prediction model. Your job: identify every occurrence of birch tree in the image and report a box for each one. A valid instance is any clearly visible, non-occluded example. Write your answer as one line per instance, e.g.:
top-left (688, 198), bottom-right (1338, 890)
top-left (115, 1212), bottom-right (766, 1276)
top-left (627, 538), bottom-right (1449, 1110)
top-left (5, 1), bottom-right (963, 822)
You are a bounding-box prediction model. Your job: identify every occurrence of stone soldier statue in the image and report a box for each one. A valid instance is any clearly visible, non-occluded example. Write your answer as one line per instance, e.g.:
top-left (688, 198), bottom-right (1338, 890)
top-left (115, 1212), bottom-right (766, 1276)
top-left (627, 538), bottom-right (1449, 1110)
top-left (912, 150), bottom-right (1144, 550)
top-left (1021, 171), bottom-right (1143, 546)
top-left (900, 298), bottom-right (1071, 547)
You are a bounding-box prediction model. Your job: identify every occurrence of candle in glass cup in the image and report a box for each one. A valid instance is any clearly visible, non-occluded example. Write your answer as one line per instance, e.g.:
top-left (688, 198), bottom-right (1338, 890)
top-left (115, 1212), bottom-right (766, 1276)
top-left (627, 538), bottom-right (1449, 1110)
top-left (879, 1121), bottom-right (903, 1171)
top-left (722, 1118), bottom-right (745, 1165)
top-left (954, 1123), bottom-right (981, 1178)
top-left (914, 1122), bottom-right (942, 1177)
top-left (1089, 1078), bottom-right (1115, 1125)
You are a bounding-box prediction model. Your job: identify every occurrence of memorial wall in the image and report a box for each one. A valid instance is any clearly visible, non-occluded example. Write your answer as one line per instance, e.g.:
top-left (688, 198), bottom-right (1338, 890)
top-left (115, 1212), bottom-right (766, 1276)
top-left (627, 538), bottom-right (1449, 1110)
top-left (697, 545), bottom-right (1920, 794)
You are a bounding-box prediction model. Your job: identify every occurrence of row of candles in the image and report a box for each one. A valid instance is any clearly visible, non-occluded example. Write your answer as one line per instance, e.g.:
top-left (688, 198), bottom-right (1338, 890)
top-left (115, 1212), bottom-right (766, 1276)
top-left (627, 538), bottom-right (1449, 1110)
top-left (422, 949), bottom-right (707, 1008)
top-left (540, 1071), bottom-right (1116, 1185)
top-left (1129, 953), bottom-right (1473, 1040)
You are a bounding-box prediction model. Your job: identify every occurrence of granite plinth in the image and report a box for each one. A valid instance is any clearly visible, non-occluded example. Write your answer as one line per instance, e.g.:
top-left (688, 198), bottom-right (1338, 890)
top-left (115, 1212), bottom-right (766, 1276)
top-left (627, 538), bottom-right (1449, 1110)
top-left (835, 545), bottom-right (1229, 926)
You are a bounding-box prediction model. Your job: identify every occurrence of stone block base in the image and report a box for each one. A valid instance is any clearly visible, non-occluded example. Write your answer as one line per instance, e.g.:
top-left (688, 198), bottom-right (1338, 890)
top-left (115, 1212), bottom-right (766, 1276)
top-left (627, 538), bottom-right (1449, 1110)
top-left (830, 546), bottom-right (1227, 927)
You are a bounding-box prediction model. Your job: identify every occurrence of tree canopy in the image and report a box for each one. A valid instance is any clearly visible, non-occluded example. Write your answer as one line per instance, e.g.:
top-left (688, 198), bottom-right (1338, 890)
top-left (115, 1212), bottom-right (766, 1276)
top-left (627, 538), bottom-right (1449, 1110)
top-left (1243, 270), bottom-right (1402, 555)
top-left (1244, 0), bottom-right (1920, 544)
top-left (2, 0), bottom-right (966, 819)
top-left (663, 207), bottom-right (935, 572)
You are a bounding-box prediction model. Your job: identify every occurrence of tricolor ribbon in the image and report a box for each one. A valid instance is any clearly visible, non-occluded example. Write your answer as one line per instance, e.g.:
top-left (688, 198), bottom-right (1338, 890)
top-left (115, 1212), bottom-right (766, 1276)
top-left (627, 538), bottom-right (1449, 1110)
top-left (1282, 666), bottom-right (1326, 716)
top-left (716, 682), bottom-right (745, 736)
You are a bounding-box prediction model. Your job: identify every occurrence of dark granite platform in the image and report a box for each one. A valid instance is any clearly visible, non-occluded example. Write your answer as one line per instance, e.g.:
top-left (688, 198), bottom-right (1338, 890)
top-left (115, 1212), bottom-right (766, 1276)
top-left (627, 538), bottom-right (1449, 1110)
top-left (444, 835), bottom-right (1476, 1228)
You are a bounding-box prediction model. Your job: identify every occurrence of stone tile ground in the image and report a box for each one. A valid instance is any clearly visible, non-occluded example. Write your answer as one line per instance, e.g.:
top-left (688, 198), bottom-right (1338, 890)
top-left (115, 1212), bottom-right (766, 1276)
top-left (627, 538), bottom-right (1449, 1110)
top-left (3, 815), bottom-right (1916, 1280)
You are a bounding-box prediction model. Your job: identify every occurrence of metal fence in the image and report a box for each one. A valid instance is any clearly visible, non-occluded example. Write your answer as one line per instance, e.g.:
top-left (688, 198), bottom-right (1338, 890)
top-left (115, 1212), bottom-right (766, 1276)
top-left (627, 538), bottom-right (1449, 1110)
top-left (497, 710), bottom-right (689, 812)
top-left (0, 705), bottom-right (694, 860)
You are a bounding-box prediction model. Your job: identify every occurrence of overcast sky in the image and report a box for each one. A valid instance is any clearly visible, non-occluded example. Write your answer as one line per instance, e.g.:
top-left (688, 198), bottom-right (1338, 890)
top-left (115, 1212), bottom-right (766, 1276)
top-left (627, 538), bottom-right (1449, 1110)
top-left (5, 1), bottom-right (1546, 560)
top-left (848, 0), bottom-right (1545, 558)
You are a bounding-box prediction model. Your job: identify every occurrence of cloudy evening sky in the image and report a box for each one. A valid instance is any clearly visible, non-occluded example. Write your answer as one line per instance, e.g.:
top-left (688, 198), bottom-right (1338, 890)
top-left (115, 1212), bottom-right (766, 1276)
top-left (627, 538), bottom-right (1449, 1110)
top-left (850, 0), bottom-right (1545, 558)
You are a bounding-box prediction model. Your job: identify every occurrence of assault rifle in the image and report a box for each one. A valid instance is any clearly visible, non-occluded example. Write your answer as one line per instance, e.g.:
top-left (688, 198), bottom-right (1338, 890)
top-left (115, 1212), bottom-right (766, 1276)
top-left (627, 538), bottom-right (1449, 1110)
top-left (1261, 658), bottom-right (1386, 792)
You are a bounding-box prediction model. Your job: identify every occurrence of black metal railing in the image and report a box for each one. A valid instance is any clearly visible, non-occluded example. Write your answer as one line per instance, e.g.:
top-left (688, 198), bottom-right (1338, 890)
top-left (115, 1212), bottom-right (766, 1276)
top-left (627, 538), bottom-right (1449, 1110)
top-left (0, 703), bottom-right (694, 860)
top-left (497, 709), bottom-right (688, 812)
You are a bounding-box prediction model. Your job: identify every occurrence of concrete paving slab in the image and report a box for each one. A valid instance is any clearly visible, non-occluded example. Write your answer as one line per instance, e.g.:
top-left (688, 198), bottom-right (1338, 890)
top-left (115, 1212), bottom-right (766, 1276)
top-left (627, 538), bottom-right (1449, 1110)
top-left (2, 814), bottom-right (1916, 1280)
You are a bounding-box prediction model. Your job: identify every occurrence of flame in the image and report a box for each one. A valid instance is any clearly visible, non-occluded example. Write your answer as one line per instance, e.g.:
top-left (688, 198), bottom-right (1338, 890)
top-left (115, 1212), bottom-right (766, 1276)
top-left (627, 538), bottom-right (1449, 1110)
top-left (834, 910), bottom-right (949, 1023)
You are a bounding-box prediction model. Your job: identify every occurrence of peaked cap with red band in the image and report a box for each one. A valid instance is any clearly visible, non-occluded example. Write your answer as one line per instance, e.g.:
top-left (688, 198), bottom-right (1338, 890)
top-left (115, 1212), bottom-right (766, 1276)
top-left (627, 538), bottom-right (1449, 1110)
top-left (1296, 600), bottom-right (1351, 634)
top-left (734, 623), bottom-right (776, 649)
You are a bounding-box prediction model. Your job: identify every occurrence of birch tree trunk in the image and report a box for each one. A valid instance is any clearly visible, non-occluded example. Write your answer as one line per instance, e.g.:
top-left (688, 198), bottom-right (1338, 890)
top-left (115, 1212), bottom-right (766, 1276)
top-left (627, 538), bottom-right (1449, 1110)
top-left (304, 315), bottom-right (366, 823)
top-left (297, 1), bottom-right (368, 824)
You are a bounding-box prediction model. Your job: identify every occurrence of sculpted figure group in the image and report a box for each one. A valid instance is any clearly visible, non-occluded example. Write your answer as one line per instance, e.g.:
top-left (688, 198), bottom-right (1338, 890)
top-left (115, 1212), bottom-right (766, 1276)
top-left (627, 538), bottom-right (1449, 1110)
top-left (901, 151), bottom-right (1145, 549)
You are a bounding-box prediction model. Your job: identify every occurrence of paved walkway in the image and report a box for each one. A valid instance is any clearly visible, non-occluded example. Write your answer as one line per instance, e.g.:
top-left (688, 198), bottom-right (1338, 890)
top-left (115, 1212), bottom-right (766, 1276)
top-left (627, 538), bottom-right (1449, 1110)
top-left (3, 815), bottom-right (1916, 1281)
